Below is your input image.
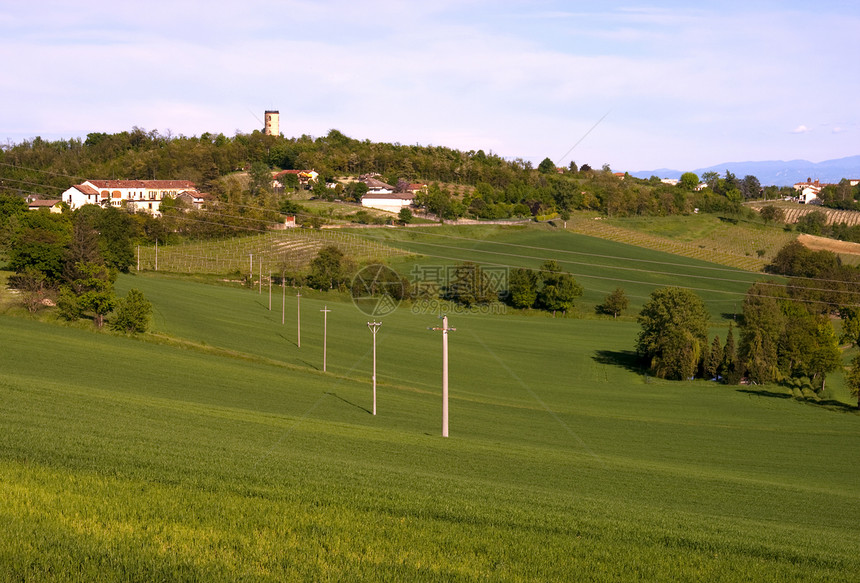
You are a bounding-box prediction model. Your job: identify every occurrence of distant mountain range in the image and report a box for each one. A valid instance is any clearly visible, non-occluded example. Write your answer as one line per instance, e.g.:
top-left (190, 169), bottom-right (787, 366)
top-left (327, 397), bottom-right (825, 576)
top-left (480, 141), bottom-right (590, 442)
top-left (629, 155), bottom-right (860, 187)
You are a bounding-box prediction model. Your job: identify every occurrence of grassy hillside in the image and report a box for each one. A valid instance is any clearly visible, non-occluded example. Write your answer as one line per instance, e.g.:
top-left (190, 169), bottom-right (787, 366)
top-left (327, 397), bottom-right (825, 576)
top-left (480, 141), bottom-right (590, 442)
top-left (563, 212), bottom-right (797, 271)
top-left (352, 224), bottom-right (770, 319)
top-left (1, 273), bottom-right (858, 581)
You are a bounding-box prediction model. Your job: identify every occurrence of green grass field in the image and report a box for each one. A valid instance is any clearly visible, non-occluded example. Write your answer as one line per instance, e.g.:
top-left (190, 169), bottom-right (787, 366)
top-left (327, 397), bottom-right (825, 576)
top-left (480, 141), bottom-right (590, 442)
top-left (352, 224), bottom-right (771, 319)
top-left (1, 268), bottom-right (859, 581)
top-left (562, 213), bottom-right (797, 271)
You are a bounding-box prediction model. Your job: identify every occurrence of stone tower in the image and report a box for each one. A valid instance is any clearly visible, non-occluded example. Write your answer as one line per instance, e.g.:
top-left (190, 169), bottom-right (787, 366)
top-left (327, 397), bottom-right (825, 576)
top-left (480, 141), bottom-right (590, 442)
top-left (264, 110), bottom-right (280, 136)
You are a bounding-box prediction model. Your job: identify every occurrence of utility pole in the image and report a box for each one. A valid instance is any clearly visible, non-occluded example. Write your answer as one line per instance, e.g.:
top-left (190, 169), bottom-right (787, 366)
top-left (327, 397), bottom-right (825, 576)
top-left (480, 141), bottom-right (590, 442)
top-left (430, 315), bottom-right (456, 437)
top-left (268, 272), bottom-right (272, 310)
top-left (249, 253), bottom-right (253, 280)
top-left (320, 305), bottom-right (331, 371)
top-left (367, 321), bottom-right (382, 415)
top-left (297, 291), bottom-right (302, 347)
top-left (259, 262), bottom-right (262, 294)
top-left (281, 273), bottom-right (286, 325)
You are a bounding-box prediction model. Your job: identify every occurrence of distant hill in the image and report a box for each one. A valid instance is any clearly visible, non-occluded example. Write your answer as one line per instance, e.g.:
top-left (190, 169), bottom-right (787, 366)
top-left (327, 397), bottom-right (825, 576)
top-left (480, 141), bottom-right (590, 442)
top-left (629, 155), bottom-right (860, 187)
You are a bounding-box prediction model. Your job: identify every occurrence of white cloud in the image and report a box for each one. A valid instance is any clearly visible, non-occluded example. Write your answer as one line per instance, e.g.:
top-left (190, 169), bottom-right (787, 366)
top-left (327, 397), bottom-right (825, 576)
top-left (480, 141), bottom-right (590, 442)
top-left (1, 1), bottom-right (858, 170)
top-left (792, 125), bottom-right (811, 134)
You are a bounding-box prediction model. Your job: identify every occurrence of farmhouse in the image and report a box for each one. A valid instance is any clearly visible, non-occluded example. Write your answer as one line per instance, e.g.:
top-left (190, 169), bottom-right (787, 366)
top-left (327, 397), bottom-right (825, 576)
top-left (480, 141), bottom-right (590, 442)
top-left (361, 177), bottom-right (395, 195)
top-left (60, 180), bottom-right (199, 215)
top-left (361, 192), bottom-right (415, 213)
top-left (405, 183), bottom-right (428, 195)
top-left (792, 177), bottom-right (860, 204)
top-left (176, 190), bottom-right (213, 210)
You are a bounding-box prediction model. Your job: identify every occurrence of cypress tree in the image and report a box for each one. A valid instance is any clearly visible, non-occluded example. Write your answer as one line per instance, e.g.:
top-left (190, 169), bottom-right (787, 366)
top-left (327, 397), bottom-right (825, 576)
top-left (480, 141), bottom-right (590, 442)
top-left (721, 323), bottom-right (738, 383)
top-left (706, 335), bottom-right (723, 380)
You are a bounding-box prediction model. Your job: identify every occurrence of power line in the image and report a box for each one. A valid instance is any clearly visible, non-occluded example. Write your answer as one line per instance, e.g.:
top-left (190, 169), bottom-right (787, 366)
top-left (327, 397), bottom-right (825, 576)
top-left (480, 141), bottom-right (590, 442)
top-left (347, 230), bottom-right (860, 297)
top-left (0, 177), bottom-right (66, 191)
top-left (344, 221), bottom-right (860, 287)
top-left (6, 154), bottom-right (857, 301)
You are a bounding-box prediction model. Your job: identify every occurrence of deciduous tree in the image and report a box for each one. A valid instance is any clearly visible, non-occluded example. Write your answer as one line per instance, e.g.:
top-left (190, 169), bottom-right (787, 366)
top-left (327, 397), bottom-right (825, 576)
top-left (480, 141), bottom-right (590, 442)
top-left (307, 245), bottom-right (352, 291)
top-left (538, 157), bottom-right (556, 174)
top-left (679, 172), bottom-right (699, 191)
top-left (636, 287), bottom-right (710, 380)
top-left (508, 268), bottom-right (539, 309)
top-left (597, 287), bottom-right (628, 319)
top-left (446, 262), bottom-right (497, 306)
top-left (111, 288), bottom-right (152, 334)
top-left (844, 354), bottom-right (860, 409)
top-left (537, 260), bottom-right (583, 315)
top-left (59, 261), bottom-right (116, 328)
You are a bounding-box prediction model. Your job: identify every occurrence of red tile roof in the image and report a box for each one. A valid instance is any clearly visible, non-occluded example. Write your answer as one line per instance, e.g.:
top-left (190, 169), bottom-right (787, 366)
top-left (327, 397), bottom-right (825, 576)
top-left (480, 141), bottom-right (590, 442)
top-left (28, 199), bottom-right (62, 207)
top-left (86, 179), bottom-right (196, 189)
top-left (73, 184), bottom-right (99, 196)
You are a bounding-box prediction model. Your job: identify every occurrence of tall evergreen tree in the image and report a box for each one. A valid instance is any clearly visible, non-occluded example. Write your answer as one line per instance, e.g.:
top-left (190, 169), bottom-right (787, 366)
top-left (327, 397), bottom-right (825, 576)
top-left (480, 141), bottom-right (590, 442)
top-left (706, 335), bottom-right (723, 380)
top-left (721, 323), bottom-right (738, 383)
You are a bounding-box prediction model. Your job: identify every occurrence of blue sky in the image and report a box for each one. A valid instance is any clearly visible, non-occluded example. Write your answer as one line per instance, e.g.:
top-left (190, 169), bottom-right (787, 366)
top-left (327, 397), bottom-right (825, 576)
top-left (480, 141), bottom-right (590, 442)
top-left (2, 1), bottom-right (858, 172)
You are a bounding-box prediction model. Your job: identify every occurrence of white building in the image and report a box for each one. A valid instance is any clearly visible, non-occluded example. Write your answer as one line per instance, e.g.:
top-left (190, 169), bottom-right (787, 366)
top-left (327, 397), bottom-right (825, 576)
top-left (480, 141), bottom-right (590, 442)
top-left (60, 179), bottom-right (198, 215)
top-left (361, 192), bottom-right (415, 213)
top-left (28, 199), bottom-right (64, 213)
top-left (362, 178), bottom-right (394, 195)
top-left (799, 187), bottom-right (820, 204)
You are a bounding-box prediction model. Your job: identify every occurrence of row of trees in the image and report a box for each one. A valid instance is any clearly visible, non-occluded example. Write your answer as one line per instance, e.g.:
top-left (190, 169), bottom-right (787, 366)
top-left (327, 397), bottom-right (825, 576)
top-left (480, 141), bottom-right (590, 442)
top-left (635, 240), bottom-right (860, 407)
top-left (505, 261), bottom-right (583, 314)
top-left (635, 285), bottom-right (844, 391)
top-left (3, 201), bottom-right (151, 332)
top-left (299, 250), bottom-right (593, 316)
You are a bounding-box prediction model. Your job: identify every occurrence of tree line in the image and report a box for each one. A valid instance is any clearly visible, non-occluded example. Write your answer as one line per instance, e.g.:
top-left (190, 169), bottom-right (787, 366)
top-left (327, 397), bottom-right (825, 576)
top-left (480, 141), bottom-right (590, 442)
top-left (635, 240), bottom-right (860, 407)
top-left (1, 127), bottom-right (808, 227)
top-left (2, 200), bottom-right (150, 332)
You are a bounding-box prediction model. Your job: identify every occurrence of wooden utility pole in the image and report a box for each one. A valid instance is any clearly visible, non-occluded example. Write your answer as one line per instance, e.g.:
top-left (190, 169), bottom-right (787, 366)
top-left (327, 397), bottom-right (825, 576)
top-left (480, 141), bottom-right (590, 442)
top-left (367, 321), bottom-right (382, 415)
top-left (431, 316), bottom-right (456, 437)
top-left (297, 291), bottom-right (302, 347)
top-left (320, 305), bottom-right (331, 371)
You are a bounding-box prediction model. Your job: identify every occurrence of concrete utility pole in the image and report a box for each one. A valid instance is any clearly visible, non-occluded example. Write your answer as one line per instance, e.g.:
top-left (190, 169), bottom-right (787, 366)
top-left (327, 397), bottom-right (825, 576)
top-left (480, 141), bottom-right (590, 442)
top-left (431, 315), bottom-right (456, 437)
top-left (367, 321), bottom-right (382, 415)
top-left (320, 305), bottom-right (331, 371)
top-left (297, 291), bottom-right (302, 347)
top-left (281, 274), bottom-right (286, 325)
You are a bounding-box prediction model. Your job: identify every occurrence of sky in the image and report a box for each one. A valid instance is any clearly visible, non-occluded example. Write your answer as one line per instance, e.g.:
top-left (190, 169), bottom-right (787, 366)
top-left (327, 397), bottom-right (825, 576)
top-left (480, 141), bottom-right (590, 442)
top-left (1, 1), bottom-right (858, 173)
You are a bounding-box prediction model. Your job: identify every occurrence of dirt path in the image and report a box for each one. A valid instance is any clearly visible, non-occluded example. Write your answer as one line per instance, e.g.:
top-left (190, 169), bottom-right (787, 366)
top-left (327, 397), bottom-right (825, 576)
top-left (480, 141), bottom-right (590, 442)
top-left (797, 233), bottom-right (860, 256)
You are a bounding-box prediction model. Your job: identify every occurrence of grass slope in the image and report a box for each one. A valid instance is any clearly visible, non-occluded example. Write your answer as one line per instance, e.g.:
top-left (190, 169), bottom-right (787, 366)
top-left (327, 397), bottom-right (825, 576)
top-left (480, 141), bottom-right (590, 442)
top-left (353, 224), bottom-right (768, 319)
top-left (2, 274), bottom-right (859, 581)
top-left (564, 213), bottom-right (797, 271)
